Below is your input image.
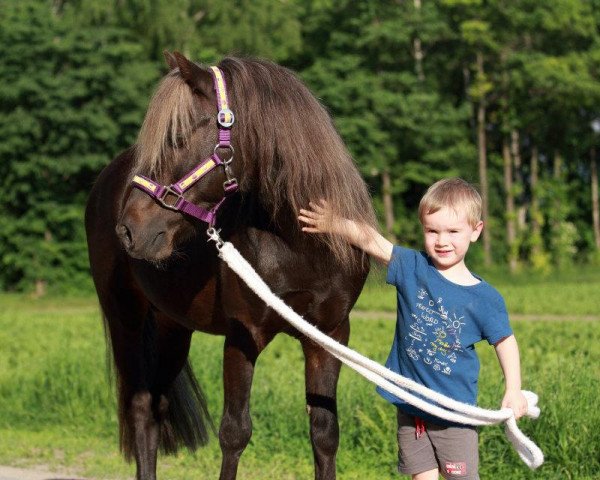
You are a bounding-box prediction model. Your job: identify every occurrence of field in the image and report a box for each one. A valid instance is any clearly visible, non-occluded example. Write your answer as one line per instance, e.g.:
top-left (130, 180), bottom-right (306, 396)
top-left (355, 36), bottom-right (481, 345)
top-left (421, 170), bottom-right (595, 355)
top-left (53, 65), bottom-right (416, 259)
top-left (356, 265), bottom-right (600, 316)
top-left (0, 269), bottom-right (599, 479)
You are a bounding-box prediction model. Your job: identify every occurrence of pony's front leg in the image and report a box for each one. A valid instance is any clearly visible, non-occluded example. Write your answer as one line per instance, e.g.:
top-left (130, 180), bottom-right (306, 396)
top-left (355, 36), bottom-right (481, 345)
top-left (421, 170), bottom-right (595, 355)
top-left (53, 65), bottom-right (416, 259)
top-left (301, 319), bottom-right (349, 480)
top-left (218, 323), bottom-right (260, 480)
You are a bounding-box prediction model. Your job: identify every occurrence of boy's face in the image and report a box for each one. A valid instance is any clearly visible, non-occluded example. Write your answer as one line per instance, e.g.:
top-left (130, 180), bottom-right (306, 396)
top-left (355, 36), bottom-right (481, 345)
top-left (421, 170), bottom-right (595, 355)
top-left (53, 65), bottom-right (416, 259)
top-left (421, 206), bottom-right (483, 272)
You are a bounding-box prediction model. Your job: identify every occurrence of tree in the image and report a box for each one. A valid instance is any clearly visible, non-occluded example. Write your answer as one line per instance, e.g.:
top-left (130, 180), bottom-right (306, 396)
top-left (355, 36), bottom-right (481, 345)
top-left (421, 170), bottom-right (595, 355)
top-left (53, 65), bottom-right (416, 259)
top-left (299, 0), bottom-right (472, 244)
top-left (0, 0), bottom-right (159, 292)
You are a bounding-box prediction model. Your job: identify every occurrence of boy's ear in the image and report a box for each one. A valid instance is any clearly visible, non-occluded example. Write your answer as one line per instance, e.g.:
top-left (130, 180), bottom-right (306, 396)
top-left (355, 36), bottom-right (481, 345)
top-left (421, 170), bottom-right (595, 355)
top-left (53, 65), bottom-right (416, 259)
top-left (470, 221), bottom-right (484, 242)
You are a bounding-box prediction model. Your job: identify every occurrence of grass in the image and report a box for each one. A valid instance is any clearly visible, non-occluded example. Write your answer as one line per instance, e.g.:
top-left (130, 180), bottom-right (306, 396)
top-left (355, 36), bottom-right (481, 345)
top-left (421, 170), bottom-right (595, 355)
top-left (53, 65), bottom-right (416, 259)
top-left (355, 264), bottom-right (600, 316)
top-left (0, 291), bottom-right (599, 479)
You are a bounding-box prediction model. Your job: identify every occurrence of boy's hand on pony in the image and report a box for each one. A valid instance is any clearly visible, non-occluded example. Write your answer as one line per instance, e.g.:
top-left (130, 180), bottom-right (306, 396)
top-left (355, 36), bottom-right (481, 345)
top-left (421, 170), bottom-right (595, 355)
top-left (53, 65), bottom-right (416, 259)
top-left (299, 199), bottom-right (394, 265)
top-left (298, 199), bottom-right (335, 234)
top-left (299, 200), bottom-right (364, 244)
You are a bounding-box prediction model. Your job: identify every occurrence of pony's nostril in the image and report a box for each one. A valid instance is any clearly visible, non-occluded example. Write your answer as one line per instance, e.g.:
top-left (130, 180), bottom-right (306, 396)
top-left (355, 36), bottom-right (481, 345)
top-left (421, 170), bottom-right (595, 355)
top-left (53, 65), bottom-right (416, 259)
top-left (117, 224), bottom-right (134, 249)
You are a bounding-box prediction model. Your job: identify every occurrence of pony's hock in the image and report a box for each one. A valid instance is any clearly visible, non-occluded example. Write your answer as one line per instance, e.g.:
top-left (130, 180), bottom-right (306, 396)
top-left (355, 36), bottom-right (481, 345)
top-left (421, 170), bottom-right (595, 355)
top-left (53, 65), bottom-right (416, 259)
top-left (86, 51), bottom-right (376, 480)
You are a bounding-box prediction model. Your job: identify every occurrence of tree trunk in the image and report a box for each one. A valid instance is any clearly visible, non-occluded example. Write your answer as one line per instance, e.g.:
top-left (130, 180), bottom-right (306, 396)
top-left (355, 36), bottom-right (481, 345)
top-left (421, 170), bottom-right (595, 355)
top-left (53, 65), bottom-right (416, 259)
top-left (554, 150), bottom-right (562, 179)
top-left (530, 145), bottom-right (541, 257)
top-left (476, 52), bottom-right (491, 266)
top-left (503, 137), bottom-right (517, 272)
top-left (511, 130), bottom-right (527, 231)
top-left (592, 147), bottom-right (600, 250)
top-left (382, 170), bottom-right (397, 243)
top-left (34, 279), bottom-right (47, 298)
top-left (413, 0), bottom-right (425, 82)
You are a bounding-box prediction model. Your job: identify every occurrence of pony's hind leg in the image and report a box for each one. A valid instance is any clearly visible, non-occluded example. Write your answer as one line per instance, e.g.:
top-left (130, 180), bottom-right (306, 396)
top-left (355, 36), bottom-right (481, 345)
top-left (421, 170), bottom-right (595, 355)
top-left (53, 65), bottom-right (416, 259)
top-left (104, 299), bottom-right (203, 480)
top-left (218, 321), bottom-right (266, 480)
top-left (301, 318), bottom-right (349, 480)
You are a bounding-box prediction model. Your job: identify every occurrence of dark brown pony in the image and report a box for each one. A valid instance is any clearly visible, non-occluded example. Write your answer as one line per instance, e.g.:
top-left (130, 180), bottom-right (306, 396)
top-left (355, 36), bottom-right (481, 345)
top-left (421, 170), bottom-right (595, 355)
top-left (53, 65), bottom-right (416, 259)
top-left (85, 52), bottom-right (376, 480)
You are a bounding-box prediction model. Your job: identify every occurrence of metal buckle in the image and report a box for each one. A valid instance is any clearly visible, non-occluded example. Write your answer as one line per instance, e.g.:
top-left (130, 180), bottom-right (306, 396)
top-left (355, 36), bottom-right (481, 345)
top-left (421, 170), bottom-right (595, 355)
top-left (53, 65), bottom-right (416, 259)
top-left (157, 185), bottom-right (184, 211)
top-left (214, 143), bottom-right (235, 164)
top-left (217, 108), bottom-right (235, 128)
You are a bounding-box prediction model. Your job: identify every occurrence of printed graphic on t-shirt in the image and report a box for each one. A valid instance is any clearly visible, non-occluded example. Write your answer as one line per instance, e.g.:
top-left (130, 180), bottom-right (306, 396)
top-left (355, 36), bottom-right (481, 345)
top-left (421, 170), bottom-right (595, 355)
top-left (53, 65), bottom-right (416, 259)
top-left (406, 288), bottom-right (465, 376)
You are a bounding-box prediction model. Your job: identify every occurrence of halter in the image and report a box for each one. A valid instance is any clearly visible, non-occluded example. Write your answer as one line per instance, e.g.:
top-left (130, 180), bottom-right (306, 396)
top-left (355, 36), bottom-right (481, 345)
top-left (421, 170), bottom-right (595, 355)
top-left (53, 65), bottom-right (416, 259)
top-left (131, 66), bottom-right (238, 226)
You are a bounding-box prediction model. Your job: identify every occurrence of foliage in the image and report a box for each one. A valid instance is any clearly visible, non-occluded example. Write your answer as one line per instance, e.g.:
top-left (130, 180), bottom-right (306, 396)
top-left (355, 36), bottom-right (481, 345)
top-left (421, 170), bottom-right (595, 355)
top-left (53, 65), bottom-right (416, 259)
top-left (1, 0), bottom-right (600, 291)
top-left (298, 0), bottom-right (474, 242)
top-left (0, 0), bottom-right (159, 292)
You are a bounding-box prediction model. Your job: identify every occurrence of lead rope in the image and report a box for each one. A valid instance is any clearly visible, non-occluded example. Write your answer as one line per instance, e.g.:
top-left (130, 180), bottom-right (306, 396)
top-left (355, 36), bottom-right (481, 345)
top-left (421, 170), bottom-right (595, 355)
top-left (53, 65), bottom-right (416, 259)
top-left (207, 230), bottom-right (544, 469)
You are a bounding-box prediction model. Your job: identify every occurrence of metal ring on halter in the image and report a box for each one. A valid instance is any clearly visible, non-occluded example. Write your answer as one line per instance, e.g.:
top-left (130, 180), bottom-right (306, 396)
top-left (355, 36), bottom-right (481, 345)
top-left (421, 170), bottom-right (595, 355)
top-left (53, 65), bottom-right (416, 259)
top-left (214, 143), bottom-right (234, 164)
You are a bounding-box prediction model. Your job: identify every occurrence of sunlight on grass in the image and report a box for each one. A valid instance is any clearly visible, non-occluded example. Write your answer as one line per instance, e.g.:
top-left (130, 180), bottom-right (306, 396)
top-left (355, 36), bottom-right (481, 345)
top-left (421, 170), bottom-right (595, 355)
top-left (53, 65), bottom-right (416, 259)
top-left (0, 292), bottom-right (598, 479)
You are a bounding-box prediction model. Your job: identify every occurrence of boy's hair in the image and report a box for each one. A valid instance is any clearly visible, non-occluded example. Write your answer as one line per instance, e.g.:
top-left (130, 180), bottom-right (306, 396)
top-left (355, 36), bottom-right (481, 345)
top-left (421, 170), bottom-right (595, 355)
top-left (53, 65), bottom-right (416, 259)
top-left (418, 178), bottom-right (482, 227)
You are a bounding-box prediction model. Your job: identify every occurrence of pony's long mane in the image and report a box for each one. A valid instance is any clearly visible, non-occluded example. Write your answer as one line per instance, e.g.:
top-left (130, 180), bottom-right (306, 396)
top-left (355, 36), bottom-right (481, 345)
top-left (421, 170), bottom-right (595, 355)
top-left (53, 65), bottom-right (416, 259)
top-left (135, 57), bottom-right (378, 268)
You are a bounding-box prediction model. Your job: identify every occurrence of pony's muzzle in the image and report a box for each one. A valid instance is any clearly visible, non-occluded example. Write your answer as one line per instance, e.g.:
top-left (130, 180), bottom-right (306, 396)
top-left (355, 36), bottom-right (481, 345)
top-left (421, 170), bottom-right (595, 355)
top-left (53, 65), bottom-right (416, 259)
top-left (116, 222), bottom-right (168, 260)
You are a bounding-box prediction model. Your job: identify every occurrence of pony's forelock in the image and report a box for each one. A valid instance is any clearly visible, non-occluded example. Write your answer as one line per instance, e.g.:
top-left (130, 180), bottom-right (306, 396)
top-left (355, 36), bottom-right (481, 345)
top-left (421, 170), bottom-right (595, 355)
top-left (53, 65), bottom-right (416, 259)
top-left (135, 72), bottom-right (199, 176)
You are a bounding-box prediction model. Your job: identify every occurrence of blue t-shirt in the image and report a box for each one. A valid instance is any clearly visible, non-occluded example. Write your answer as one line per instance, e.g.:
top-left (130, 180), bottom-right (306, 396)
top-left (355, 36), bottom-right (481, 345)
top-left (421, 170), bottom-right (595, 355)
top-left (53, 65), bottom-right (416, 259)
top-left (376, 246), bottom-right (512, 425)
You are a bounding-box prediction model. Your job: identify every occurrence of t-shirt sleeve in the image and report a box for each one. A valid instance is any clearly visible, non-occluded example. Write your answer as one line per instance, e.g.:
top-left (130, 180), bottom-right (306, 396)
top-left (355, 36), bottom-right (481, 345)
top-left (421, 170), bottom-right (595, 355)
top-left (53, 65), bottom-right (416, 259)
top-left (481, 290), bottom-right (513, 345)
top-left (386, 246), bottom-right (418, 288)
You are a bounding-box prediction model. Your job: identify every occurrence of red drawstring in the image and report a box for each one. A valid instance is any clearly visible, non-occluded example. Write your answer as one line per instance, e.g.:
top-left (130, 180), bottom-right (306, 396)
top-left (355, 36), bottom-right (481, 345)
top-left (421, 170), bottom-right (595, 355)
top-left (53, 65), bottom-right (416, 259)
top-left (415, 417), bottom-right (426, 439)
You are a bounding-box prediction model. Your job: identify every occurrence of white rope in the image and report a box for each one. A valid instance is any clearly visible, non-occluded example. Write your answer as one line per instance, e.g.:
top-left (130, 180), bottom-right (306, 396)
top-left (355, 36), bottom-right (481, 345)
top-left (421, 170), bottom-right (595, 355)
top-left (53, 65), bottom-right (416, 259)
top-left (217, 240), bottom-right (544, 469)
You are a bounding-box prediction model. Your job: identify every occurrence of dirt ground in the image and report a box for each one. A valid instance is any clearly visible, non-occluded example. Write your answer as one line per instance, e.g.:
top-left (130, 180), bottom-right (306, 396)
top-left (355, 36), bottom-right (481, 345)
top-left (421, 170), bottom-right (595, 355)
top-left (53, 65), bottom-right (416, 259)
top-left (0, 465), bottom-right (90, 480)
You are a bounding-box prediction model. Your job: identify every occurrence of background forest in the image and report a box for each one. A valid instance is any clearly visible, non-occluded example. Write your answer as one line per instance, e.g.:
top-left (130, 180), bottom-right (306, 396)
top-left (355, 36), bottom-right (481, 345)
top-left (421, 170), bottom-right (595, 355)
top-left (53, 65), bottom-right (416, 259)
top-left (2, 0), bottom-right (600, 294)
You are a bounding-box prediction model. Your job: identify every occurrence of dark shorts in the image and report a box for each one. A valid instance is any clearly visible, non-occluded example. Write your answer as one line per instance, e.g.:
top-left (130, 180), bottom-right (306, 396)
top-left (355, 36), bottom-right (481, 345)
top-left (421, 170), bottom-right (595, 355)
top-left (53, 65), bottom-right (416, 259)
top-left (397, 409), bottom-right (479, 479)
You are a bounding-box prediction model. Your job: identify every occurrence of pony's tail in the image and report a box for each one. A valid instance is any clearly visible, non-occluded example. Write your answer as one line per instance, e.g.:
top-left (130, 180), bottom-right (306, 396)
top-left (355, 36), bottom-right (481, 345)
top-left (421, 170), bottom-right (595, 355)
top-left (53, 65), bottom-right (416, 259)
top-left (101, 308), bottom-right (214, 461)
top-left (160, 361), bottom-right (215, 454)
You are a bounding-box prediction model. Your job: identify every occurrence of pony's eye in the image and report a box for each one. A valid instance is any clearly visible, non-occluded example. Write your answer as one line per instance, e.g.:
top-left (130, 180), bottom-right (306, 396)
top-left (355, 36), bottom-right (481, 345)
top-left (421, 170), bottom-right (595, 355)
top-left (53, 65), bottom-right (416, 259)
top-left (168, 133), bottom-right (188, 149)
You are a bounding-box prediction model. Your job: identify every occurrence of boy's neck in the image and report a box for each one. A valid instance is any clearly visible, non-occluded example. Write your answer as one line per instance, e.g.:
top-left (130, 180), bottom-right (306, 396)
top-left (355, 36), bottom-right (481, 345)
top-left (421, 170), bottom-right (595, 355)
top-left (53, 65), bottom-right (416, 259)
top-left (434, 262), bottom-right (480, 286)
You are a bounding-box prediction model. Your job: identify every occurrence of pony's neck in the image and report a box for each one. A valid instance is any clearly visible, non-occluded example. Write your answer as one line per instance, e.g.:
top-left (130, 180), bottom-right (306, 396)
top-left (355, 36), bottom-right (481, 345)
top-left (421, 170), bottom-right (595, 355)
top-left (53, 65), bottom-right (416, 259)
top-left (221, 193), bottom-right (303, 247)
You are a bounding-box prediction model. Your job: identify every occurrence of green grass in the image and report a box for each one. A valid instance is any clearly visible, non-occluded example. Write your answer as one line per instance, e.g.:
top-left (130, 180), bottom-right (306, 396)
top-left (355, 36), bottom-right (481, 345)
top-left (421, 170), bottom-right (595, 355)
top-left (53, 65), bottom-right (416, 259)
top-left (0, 294), bottom-right (599, 479)
top-left (355, 264), bottom-right (600, 316)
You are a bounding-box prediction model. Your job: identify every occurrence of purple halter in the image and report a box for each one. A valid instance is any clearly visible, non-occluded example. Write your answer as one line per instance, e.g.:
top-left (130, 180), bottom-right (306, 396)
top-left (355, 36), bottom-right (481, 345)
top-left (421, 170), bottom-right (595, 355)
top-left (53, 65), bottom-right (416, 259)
top-left (131, 66), bottom-right (238, 226)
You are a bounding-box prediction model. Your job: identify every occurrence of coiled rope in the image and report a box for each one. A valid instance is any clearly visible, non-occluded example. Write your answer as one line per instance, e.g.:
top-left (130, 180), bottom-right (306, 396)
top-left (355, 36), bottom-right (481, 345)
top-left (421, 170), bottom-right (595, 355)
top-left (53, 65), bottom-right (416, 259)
top-left (210, 233), bottom-right (544, 469)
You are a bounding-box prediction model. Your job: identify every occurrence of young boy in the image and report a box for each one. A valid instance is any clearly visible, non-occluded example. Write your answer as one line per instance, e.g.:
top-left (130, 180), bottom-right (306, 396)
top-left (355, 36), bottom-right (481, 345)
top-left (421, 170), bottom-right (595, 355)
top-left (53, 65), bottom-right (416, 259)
top-left (298, 178), bottom-right (528, 480)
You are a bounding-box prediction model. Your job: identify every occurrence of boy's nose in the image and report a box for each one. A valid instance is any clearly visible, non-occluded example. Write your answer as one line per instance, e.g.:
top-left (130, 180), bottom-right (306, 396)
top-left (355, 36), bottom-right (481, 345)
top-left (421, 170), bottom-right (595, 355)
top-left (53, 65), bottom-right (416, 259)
top-left (436, 233), bottom-right (448, 245)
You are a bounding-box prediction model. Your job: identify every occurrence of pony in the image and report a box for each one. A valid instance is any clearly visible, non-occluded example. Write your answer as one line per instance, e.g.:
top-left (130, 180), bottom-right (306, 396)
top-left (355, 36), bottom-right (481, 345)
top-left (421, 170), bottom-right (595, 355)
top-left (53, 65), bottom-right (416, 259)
top-left (85, 51), bottom-right (377, 480)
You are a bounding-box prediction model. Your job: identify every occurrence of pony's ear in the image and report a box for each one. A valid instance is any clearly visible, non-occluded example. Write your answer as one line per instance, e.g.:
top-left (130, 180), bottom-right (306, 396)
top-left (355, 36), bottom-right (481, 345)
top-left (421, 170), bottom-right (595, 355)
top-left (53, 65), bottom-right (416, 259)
top-left (163, 50), bottom-right (178, 70)
top-left (172, 51), bottom-right (213, 98)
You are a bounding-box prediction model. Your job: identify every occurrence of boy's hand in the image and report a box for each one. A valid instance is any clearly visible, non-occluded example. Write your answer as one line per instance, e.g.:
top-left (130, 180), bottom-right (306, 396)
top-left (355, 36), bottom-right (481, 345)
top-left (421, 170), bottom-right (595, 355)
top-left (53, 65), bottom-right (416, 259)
top-left (501, 389), bottom-right (528, 419)
top-left (299, 199), bottom-right (394, 265)
top-left (298, 200), bottom-right (333, 234)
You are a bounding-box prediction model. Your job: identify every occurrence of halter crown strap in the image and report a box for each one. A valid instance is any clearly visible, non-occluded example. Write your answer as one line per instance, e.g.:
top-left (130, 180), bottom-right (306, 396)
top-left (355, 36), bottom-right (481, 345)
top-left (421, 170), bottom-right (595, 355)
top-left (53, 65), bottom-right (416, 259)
top-left (131, 65), bottom-right (238, 225)
top-left (210, 66), bottom-right (234, 128)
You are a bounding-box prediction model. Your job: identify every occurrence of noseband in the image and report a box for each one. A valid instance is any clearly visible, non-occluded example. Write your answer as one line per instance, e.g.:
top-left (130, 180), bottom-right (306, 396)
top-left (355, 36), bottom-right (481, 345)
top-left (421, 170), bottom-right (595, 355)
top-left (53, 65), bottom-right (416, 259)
top-left (131, 66), bottom-right (238, 226)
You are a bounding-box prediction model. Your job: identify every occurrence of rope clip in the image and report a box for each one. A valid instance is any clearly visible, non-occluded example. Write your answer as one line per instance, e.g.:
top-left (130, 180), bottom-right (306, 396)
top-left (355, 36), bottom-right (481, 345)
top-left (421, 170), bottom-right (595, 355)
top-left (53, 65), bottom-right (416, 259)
top-left (206, 227), bottom-right (224, 251)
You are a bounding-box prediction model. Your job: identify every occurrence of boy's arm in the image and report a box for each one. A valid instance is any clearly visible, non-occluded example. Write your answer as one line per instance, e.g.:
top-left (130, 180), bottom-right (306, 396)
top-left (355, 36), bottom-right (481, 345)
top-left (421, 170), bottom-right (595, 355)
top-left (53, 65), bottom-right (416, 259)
top-left (494, 334), bottom-right (528, 419)
top-left (298, 201), bottom-right (394, 265)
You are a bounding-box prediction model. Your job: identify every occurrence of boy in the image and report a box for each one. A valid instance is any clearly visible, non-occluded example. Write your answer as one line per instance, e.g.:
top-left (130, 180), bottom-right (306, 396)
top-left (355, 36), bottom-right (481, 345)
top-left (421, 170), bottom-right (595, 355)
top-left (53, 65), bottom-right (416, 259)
top-left (298, 178), bottom-right (528, 480)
